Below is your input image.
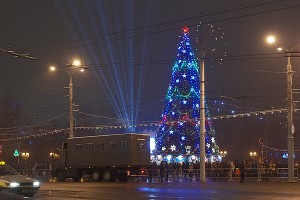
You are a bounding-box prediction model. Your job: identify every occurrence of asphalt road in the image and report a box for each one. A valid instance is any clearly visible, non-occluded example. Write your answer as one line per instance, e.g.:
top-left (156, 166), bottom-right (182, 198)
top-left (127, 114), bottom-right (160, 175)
top-left (17, 179), bottom-right (300, 200)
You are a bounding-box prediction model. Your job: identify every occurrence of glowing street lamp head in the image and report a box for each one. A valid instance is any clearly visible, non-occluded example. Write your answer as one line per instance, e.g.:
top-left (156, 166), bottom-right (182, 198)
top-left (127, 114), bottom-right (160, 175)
top-left (21, 152), bottom-right (30, 159)
top-left (49, 66), bottom-right (56, 71)
top-left (72, 59), bottom-right (81, 67)
top-left (266, 35), bottom-right (276, 44)
top-left (250, 151), bottom-right (257, 157)
top-left (277, 47), bottom-right (283, 52)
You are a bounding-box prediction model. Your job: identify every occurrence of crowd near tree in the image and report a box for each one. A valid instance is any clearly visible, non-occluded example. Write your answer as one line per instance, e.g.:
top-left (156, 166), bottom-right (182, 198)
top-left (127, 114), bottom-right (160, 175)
top-left (146, 158), bottom-right (294, 183)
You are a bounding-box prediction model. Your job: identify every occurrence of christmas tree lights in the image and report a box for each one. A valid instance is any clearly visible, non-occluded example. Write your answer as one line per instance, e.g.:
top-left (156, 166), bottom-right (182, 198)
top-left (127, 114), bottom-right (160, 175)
top-left (155, 27), bottom-right (219, 160)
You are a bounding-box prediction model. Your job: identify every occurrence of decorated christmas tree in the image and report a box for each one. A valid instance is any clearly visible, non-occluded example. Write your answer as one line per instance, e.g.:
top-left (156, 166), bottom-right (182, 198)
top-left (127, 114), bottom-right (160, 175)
top-left (155, 27), bottom-right (219, 161)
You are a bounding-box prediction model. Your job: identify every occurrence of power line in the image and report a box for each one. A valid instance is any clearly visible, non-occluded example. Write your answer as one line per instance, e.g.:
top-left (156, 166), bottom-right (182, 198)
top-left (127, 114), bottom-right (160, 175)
top-left (29, 0), bottom-right (294, 52)
top-left (29, 3), bottom-right (300, 56)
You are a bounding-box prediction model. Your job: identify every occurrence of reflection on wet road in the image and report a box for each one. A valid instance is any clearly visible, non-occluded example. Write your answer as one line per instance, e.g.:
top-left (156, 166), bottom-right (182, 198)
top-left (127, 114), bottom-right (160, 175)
top-left (31, 180), bottom-right (300, 200)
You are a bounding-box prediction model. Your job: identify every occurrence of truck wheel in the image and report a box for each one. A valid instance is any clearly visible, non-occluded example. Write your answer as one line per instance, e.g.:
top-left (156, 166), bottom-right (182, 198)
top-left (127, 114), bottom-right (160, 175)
top-left (103, 170), bottom-right (112, 182)
top-left (73, 170), bottom-right (82, 182)
top-left (92, 169), bottom-right (101, 182)
top-left (118, 172), bottom-right (128, 182)
top-left (56, 169), bottom-right (66, 182)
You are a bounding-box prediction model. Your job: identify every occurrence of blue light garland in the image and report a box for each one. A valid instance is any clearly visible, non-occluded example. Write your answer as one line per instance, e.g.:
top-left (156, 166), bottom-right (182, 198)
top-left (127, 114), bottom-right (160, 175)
top-left (155, 27), bottom-right (219, 157)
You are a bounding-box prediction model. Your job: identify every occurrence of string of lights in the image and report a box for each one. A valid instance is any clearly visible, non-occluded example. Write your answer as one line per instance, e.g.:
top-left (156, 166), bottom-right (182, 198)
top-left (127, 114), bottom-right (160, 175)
top-left (0, 108), bottom-right (290, 141)
top-left (260, 143), bottom-right (300, 152)
top-left (0, 48), bottom-right (36, 60)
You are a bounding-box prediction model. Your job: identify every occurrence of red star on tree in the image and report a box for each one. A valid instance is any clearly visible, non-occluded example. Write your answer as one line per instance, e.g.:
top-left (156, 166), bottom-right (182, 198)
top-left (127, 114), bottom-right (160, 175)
top-left (182, 26), bottom-right (189, 33)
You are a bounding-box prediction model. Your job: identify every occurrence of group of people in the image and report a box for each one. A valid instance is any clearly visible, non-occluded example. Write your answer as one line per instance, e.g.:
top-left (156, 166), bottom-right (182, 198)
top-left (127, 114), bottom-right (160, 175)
top-left (147, 161), bottom-right (198, 182)
top-left (145, 159), bottom-right (281, 183)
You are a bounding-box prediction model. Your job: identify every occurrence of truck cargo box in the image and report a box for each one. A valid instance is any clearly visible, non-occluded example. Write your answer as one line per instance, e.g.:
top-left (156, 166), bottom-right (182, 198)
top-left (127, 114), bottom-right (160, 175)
top-left (66, 133), bottom-right (150, 167)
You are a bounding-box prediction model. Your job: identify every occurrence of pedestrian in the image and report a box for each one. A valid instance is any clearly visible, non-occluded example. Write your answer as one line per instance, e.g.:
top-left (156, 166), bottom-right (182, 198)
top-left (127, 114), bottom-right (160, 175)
top-left (182, 162), bottom-right (187, 177)
top-left (257, 161), bottom-right (262, 182)
top-left (188, 162), bottom-right (194, 181)
top-left (32, 163), bottom-right (38, 178)
top-left (228, 161), bottom-right (235, 181)
top-left (147, 163), bottom-right (154, 183)
top-left (159, 162), bottom-right (166, 182)
top-left (177, 162), bottom-right (182, 177)
top-left (165, 162), bottom-right (169, 182)
top-left (240, 160), bottom-right (246, 183)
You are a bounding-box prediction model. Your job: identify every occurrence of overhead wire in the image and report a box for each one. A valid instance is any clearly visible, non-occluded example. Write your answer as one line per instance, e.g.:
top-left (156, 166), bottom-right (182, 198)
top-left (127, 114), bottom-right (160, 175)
top-left (1, 0), bottom-right (298, 138)
top-left (29, 0), bottom-right (295, 52)
top-left (28, 3), bottom-right (300, 56)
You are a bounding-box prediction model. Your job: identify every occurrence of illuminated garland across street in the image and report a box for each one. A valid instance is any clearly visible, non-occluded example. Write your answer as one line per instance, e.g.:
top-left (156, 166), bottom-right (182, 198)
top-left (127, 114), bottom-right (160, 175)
top-left (0, 108), bottom-right (288, 142)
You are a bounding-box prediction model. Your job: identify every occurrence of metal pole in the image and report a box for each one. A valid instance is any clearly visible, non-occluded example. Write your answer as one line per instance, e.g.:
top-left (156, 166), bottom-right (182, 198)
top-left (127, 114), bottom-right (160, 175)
top-left (261, 145), bottom-right (263, 163)
top-left (69, 74), bottom-right (74, 138)
top-left (200, 58), bottom-right (206, 182)
top-left (287, 53), bottom-right (294, 182)
top-left (265, 116), bottom-right (268, 161)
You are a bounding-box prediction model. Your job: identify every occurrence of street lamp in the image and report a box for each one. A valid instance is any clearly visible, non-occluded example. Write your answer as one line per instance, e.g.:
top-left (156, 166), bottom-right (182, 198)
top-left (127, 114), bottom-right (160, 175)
top-left (50, 59), bottom-right (87, 138)
top-left (249, 152), bottom-right (257, 160)
top-left (49, 66), bottom-right (56, 71)
top-left (220, 150), bottom-right (228, 158)
top-left (266, 35), bottom-right (298, 182)
top-left (49, 152), bottom-right (60, 160)
top-left (21, 152), bottom-right (30, 160)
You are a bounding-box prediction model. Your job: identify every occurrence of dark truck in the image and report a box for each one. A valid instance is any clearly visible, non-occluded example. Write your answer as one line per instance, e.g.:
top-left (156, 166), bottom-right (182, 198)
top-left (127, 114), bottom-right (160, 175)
top-left (51, 133), bottom-right (150, 182)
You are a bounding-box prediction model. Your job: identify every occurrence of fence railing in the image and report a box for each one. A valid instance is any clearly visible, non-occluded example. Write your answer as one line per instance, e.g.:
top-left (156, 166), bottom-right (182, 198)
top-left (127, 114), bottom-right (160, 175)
top-left (17, 168), bottom-right (52, 179)
top-left (143, 167), bottom-right (299, 182)
top-left (15, 167), bottom-right (299, 182)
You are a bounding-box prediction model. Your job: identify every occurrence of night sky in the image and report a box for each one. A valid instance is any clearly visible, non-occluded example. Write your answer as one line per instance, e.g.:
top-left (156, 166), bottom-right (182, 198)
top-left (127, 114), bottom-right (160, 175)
top-left (0, 0), bottom-right (300, 163)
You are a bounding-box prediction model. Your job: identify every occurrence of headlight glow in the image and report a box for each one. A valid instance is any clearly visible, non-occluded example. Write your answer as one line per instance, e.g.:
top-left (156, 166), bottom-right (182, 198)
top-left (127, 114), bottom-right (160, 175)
top-left (33, 181), bottom-right (40, 186)
top-left (10, 182), bottom-right (20, 187)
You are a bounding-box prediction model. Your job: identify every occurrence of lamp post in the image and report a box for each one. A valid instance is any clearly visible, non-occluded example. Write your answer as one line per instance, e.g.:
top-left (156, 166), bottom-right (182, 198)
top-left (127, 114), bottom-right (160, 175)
top-left (199, 48), bottom-right (206, 183)
top-left (50, 59), bottom-right (87, 138)
top-left (266, 35), bottom-right (299, 182)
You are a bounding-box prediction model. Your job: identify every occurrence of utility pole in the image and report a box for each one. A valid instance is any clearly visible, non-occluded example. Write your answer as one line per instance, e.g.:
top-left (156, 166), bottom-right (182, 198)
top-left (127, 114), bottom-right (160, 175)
top-left (66, 59), bottom-right (87, 138)
top-left (265, 116), bottom-right (268, 161)
top-left (286, 53), bottom-right (294, 182)
top-left (199, 50), bottom-right (206, 183)
top-left (49, 62), bottom-right (79, 139)
top-left (69, 74), bottom-right (74, 138)
top-left (265, 35), bottom-right (298, 182)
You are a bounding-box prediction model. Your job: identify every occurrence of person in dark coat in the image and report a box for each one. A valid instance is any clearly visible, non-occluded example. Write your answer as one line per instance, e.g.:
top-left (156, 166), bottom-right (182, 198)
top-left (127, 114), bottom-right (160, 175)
top-left (147, 163), bottom-right (154, 183)
top-left (159, 162), bottom-right (166, 182)
top-left (240, 160), bottom-right (246, 183)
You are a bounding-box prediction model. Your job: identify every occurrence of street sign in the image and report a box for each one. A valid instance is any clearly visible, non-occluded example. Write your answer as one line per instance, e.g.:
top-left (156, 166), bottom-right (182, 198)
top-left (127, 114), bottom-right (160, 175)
top-left (14, 149), bottom-right (19, 157)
